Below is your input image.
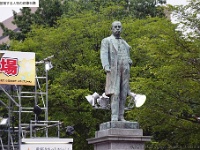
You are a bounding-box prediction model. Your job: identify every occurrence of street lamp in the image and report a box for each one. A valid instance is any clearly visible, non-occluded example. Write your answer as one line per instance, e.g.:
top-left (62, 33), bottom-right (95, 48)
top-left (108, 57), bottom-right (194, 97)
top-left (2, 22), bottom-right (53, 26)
top-left (45, 61), bottom-right (53, 71)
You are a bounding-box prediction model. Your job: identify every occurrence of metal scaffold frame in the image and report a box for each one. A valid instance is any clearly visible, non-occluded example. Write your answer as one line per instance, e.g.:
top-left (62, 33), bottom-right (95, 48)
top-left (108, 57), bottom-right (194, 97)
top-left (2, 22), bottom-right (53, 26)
top-left (0, 56), bottom-right (62, 150)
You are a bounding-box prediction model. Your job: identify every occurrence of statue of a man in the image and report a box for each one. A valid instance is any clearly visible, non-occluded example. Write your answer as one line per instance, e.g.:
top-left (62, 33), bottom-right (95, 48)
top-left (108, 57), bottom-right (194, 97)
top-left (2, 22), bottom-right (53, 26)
top-left (100, 21), bottom-right (132, 121)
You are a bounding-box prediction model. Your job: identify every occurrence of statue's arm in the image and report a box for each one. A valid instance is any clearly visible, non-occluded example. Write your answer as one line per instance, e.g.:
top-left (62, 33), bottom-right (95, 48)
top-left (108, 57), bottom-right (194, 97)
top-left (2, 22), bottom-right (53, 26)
top-left (124, 40), bottom-right (132, 65)
top-left (100, 38), bottom-right (110, 72)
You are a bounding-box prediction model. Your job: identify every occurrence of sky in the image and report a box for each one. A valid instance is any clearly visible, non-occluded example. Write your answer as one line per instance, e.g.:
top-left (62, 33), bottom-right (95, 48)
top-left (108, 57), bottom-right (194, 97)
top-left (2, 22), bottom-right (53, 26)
top-left (0, 0), bottom-right (188, 22)
top-left (167, 0), bottom-right (188, 5)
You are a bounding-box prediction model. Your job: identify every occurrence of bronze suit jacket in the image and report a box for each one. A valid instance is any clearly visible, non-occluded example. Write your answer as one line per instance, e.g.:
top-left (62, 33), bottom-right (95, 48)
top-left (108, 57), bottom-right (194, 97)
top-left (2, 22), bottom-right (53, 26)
top-left (100, 35), bottom-right (132, 95)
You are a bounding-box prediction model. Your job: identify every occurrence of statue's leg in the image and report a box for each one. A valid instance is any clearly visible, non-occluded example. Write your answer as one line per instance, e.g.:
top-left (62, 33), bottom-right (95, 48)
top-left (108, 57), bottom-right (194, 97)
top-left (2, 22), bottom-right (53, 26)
top-left (118, 85), bottom-right (128, 121)
top-left (119, 63), bottom-right (130, 121)
top-left (111, 72), bottom-right (120, 121)
top-left (111, 94), bottom-right (119, 121)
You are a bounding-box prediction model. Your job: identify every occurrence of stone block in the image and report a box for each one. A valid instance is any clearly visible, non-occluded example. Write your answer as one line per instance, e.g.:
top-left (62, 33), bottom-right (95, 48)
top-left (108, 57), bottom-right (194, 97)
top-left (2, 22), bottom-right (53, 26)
top-left (99, 121), bottom-right (139, 130)
top-left (95, 128), bottom-right (143, 137)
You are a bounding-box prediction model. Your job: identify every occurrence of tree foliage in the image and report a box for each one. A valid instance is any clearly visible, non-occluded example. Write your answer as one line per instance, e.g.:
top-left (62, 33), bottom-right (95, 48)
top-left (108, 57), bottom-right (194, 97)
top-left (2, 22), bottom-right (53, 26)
top-left (0, 0), bottom-right (165, 43)
top-left (125, 17), bottom-right (200, 149)
top-left (128, 0), bottom-right (166, 18)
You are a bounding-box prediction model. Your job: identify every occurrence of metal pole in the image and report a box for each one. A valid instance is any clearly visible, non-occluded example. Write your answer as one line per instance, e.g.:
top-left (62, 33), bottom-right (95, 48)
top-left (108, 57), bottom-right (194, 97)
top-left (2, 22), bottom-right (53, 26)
top-left (8, 95), bottom-right (11, 150)
top-left (30, 120), bottom-right (33, 138)
top-left (58, 121), bottom-right (60, 138)
top-left (35, 70), bottom-right (38, 138)
top-left (0, 86), bottom-right (20, 107)
top-left (45, 69), bottom-right (48, 137)
top-left (35, 72), bottom-right (37, 122)
top-left (18, 86), bottom-right (22, 150)
top-left (0, 137), bottom-right (4, 150)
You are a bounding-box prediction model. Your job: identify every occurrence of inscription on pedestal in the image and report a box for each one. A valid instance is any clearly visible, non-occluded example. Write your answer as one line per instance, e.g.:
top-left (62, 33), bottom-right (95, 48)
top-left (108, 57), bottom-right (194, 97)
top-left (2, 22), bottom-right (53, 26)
top-left (130, 143), bottom-right (144, 150)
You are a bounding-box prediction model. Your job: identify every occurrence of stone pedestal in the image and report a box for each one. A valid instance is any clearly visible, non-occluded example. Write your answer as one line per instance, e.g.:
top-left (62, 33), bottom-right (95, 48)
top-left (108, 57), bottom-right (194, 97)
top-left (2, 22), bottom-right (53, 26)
top-left (87, 121), bottom-right (151, 150)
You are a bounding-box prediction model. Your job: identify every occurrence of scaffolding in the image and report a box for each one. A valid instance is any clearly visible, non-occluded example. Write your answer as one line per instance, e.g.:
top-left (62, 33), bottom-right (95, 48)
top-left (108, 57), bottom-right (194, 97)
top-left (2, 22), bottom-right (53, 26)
top-left (0, 56), bottom-right (62, 150)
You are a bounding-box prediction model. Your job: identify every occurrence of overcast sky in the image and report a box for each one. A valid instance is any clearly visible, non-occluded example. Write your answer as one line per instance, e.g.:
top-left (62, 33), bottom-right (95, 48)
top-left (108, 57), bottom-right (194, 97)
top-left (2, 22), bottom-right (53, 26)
top-left (0, 0), bottom-right (188, 22)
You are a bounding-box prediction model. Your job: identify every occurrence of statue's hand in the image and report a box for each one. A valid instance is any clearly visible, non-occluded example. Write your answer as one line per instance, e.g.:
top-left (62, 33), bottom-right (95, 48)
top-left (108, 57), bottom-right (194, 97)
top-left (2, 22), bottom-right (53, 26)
top-left (104, 65), bottom-right (111, 73)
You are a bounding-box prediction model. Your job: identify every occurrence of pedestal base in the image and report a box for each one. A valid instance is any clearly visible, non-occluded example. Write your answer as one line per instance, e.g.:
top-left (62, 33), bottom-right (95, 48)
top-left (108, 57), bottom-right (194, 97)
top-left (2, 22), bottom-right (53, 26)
top-left (87, 121), bottom-right (151, 150)
top-left (99, 121), bottom-right (139, 130)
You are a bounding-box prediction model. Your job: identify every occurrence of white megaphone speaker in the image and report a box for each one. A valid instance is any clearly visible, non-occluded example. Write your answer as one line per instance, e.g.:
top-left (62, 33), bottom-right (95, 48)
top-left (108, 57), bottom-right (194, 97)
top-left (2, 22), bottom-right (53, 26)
top-left (134, 94), bottom-right (146, 107)
top-left (97, 93), bottom-right (110, 108)
top-left (85, 92), bottom-right (100, 107)
top-left (129, 92), bottom-right (146, 108)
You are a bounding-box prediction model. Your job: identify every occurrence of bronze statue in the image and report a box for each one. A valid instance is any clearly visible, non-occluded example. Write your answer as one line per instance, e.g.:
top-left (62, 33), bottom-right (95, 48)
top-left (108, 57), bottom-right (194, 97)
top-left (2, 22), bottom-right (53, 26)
top-left (100, 21), bottom-right (132, 121)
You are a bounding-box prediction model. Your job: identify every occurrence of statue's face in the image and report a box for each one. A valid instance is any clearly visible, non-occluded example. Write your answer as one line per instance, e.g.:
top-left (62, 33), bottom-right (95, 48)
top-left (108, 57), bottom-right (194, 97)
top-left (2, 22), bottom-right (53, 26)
top-left (111, 22), bottom-right (122, 37)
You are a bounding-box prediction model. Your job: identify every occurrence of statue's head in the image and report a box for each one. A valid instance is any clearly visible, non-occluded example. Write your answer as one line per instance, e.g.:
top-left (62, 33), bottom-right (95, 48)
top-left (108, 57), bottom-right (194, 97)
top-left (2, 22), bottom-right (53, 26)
top-left (111, 21), bottom-right (122, 38)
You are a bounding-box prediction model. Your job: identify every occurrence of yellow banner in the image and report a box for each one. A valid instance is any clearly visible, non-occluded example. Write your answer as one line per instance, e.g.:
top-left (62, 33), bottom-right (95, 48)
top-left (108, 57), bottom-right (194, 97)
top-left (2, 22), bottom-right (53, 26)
top-left (0, 50), bottom-right (35, 86)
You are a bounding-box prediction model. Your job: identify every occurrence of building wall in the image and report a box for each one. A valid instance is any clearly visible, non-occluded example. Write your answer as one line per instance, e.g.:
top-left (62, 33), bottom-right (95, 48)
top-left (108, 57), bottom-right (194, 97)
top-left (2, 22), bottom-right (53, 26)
top-left (0, 8), bottom-right (37, 45)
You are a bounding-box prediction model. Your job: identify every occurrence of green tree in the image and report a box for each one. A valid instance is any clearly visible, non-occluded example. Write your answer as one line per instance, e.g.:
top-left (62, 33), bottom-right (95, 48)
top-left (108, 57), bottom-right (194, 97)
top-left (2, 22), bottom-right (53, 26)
top-left (65, 0), bottom-right (166, 19)
top-left (125, 17), bottom-right (200, 149)
top-left (0, 0), bottom-right (166, 43)
top-left (33, 0), bottom-right (63, 27)
top-left (128, 0), bottom-right (166, 18)
top-left (0, 43), bottom-right (9, 50)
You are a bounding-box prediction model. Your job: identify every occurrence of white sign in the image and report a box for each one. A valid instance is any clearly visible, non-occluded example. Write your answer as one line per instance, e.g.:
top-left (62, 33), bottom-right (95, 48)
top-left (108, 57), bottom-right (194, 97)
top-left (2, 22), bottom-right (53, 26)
top-left (21, 144), bottom-right (72, 150)
top-left (0, 0), bottom-right (39, 7)
top-left (21, 138), bottom-right (73, 150)
top-left (0, 50), bottom-right (35, 86)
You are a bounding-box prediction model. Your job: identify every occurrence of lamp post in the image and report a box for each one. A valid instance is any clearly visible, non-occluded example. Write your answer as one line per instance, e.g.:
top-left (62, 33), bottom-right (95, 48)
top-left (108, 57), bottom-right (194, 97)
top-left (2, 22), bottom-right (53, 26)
top-left (35, 55), bottom-right (53, 138)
